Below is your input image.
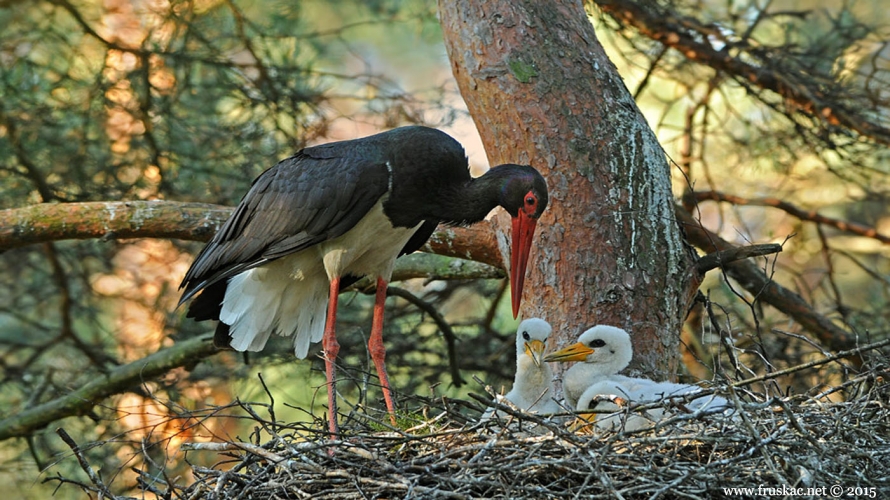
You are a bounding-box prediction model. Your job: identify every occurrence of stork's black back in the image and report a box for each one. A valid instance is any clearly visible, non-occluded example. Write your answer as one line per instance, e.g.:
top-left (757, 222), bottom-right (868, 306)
top-left (179, 126), bottom-right (470, 322)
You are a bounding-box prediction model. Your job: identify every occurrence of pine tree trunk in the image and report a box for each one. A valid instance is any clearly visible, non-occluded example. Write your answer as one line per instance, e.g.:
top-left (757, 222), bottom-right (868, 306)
top-left (439, 0), bottom-right (695, 378)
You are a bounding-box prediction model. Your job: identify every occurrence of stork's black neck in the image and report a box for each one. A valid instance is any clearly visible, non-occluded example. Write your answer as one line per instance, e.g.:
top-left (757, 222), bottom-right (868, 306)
top-left (383, 164), bottom-right (544, 228)
top-left (434, 166), bottom-right (523, 225)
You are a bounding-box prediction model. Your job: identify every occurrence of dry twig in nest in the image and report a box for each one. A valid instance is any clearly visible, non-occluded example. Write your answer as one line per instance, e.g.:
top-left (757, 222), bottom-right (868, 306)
top-left (48, 345), bottom-right (890, 499)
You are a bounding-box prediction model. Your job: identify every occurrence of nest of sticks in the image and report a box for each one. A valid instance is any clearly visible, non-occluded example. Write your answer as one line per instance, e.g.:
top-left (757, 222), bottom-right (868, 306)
top-left (56, 343), bottom-right (890, 500)
top-left (144, 362), bottom-right (889, 499)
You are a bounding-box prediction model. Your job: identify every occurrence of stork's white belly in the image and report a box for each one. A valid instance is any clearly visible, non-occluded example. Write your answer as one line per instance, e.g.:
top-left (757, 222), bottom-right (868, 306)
top-left (219, 199), bottom-right (421, 358)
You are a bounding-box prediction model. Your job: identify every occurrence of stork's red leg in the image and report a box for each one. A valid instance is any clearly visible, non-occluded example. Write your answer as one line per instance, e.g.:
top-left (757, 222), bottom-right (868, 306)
top-left (369, 277), bottom-right (397, 425)
top-left (323, 276), bottom-right (341, 437)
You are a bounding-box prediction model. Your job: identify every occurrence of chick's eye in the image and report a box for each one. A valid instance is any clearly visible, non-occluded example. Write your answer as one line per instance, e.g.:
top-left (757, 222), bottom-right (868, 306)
top-left (522, 331), bottom-right (530, 341)
top-left (589, 339), bottom-right (606, 348)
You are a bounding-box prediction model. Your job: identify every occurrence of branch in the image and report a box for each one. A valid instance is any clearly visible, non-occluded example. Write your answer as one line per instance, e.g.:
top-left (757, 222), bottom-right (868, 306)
top-left (730, 337), bottom-right (890, 389)
top-left (348, 253), bottom-right (504, 289)
top-left (693, 190), bottom-right (890, 245)
top-left (593, 0), bottom-right (890, 145)
top-left (0, 202), bottom-right (504, 268)
top-left (55, 428), bottom-right (113, 498)
top-left (385, 286), bottom-right (465, 387)
top-left (676, 205), bottom-right (857, 351)
top-left (0, 334), bottom-right (217, 442)
top-left (695, 243), bottom-right (783, 275)
top-left (0, 201), bottom-right (228, 251)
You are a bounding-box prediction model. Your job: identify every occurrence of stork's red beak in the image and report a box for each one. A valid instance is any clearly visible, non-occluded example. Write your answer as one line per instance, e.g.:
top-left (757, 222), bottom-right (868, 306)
top-left (510, 211), bottom-right (537, 318)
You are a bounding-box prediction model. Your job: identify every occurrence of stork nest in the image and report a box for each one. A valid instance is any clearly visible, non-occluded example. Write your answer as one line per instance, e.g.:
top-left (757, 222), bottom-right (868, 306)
top-left (132, 366), bottom-right (889, 499)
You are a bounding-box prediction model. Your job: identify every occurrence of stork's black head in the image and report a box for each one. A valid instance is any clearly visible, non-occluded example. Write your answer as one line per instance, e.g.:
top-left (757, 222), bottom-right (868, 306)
top-left (490, 164), bottom-right (549, 220)
top-left (485, 164), bottom-right (548, 318)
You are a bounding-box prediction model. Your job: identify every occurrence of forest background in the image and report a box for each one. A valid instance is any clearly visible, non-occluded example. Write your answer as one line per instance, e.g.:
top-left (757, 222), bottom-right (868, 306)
top-left (1, 0), bottom-right (889, 497)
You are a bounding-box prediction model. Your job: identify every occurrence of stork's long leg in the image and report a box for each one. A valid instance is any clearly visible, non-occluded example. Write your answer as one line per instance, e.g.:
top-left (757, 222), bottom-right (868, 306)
top-left (323, 276), bottom-right (341, 437)
top-left (369, 277), bottom-right (397, 425)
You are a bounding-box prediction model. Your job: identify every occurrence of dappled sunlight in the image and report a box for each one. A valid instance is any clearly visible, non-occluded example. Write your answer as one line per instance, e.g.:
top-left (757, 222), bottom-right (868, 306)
top-left (3, 0), bottom-right (890, 497)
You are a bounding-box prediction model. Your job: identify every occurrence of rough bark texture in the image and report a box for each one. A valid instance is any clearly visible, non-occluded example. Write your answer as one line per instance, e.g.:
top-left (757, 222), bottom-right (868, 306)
top-left (439, 0), bottom-right (694, 378)
top-left (0, 202), bottom-right (502, 268)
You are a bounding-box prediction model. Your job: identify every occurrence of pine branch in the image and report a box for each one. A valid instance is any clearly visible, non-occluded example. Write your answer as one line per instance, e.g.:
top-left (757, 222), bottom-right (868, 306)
top-left (0, 334), bottom-right (217, 442)
top-left (593, 0), bottom-right (890, 145)
top-left (0, 201), bottom-right (504, 269)
top-left (677, 205), bottom-right (856, 351)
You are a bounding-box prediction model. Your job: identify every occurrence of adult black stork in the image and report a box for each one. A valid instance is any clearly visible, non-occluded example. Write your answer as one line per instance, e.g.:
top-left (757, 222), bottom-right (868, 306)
top-left (179, 126), bottom-right (548, 436)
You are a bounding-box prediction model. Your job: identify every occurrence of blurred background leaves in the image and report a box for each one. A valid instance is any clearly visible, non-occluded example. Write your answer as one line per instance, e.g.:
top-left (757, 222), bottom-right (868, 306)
top-left (2, 0), bottom-right (890, 497)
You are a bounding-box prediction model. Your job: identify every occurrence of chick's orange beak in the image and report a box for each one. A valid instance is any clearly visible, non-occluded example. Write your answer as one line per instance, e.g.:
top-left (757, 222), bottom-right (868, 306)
top-left (524, 339), bottom-right (546, 367)
top-left (542, 342), bottom-right (595, 363)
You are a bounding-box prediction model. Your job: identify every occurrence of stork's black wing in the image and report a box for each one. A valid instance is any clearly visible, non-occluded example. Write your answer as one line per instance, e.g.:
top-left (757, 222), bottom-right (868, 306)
top-left (179, 148), bottom-right (390, 306)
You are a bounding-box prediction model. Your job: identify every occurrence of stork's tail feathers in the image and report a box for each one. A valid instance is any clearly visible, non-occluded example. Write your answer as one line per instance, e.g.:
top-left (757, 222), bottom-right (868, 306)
top-left (213, 323), bottom-right (234, 349)
top-left (215, 260), bottom-right (328, 358)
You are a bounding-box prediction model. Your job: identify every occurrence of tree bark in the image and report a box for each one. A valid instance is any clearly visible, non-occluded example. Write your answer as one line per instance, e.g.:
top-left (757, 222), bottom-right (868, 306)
top-left (0, 202), bottom-right (502, 268)
top-left (439, 0), bottom-right (695, 378)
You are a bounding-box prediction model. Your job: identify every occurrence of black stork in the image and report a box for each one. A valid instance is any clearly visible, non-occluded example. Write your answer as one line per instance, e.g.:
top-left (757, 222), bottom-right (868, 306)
top-left (178, 126), bottom-right (548, 436)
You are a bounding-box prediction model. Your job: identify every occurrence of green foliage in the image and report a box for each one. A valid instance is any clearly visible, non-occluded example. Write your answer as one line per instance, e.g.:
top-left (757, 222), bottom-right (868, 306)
top-left (0, 1), bottom-right (486, 498)
top-left (3, 0), bottom-right (890, 497)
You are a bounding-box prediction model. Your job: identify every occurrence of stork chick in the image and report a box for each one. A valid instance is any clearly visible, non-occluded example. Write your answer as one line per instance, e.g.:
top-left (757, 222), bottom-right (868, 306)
top-left (484, 318), bottom-right (560, 418)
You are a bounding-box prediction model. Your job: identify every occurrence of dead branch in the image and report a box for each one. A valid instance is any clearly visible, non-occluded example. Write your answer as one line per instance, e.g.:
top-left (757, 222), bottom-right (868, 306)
top-left (677, 205), bottom-right (857, 351)
top-left (593, 0), bottom-right (890, 145)
top-left (695, 243), bottom-right (783, 275)
top-left (693, 190), bottom-right (890, 245)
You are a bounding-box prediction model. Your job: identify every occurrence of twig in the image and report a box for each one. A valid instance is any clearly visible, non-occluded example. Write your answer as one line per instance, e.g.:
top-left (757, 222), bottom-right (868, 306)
top-left (386, 286), bottom-right (465, 387)
top-left (731, 337), bottom-right (890, 389)
top-left (55, 428), bottom-right (114, 498)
